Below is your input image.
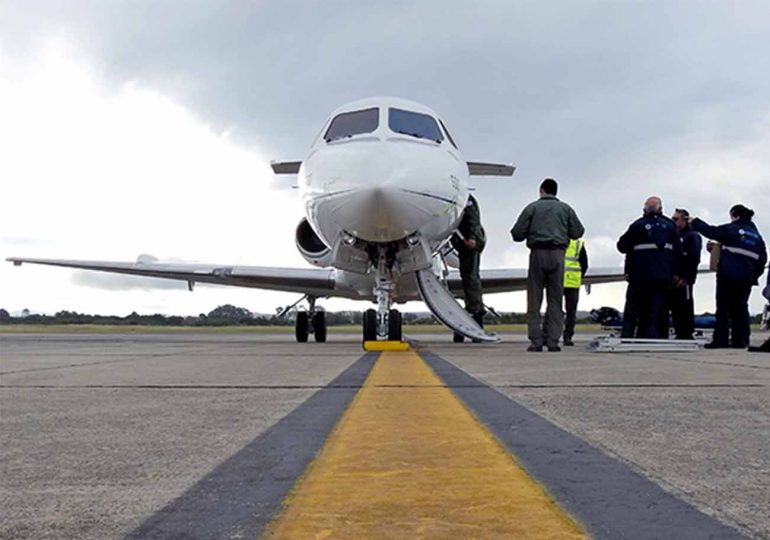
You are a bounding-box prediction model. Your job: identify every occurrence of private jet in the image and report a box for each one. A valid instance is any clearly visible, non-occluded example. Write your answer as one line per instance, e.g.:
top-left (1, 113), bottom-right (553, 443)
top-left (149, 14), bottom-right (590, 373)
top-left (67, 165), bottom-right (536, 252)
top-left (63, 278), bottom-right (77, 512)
top-left (8, 97), bottom-right (624, 343)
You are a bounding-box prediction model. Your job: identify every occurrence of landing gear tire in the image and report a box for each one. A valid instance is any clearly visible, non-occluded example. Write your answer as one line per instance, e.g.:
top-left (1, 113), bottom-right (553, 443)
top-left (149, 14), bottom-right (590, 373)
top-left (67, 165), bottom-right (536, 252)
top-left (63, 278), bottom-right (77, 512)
top-left (363, 309), bottom-right (377, 342)
top-left (313, 311), bottom-right (327, 343)
top-left (453, 333), bottom-right (465, 343)
top-left (388, 309), bottom-right (402, 341)
top-left (295, 312), bottom-right (309, 343)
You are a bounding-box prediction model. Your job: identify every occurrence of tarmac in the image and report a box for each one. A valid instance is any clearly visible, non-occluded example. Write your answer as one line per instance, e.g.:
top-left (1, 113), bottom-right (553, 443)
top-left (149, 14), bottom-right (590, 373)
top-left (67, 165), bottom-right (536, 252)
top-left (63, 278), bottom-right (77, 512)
top-left (1, 331), bottom-right (768, 539)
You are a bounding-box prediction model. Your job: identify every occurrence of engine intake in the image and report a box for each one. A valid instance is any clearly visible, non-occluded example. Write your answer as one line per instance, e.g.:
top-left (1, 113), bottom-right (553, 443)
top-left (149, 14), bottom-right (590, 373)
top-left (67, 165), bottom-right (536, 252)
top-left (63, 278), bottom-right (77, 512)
top-left (295, 219), bottom-right (333, 267)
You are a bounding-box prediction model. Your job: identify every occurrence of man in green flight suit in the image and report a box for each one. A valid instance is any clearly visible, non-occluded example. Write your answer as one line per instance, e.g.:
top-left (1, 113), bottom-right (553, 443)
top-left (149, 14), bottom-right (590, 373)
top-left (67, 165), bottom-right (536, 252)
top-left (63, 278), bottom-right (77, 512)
top-left (451, 194), bottom-right (486, 342)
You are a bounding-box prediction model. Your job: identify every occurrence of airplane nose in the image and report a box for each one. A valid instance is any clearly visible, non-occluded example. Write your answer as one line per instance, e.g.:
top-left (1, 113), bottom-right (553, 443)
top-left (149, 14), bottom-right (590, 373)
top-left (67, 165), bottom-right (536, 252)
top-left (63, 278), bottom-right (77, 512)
top-left (331, 185), bottom-right (437, 243)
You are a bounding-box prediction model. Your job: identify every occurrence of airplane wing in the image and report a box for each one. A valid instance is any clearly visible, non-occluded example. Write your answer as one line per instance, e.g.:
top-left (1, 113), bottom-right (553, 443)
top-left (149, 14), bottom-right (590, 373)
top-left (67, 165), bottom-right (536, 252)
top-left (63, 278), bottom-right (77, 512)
top-left (466, 162), bottom-right (515, 176)
top-left (6, 257), bottom-right (336, 298)
top-left (446, 267), bottom-right (628, 295)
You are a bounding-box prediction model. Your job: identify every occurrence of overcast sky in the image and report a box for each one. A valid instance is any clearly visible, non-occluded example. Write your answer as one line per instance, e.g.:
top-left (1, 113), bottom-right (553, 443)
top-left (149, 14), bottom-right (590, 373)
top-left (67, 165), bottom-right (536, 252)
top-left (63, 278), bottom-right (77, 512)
top-left (1, 1), bottom-right (769, 317)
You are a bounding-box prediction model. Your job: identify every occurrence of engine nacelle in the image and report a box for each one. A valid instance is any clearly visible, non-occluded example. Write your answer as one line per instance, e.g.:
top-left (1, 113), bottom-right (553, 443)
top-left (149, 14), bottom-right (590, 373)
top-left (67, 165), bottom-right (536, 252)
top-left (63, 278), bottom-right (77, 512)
top-left (295, 218), bottom-right (333, 267)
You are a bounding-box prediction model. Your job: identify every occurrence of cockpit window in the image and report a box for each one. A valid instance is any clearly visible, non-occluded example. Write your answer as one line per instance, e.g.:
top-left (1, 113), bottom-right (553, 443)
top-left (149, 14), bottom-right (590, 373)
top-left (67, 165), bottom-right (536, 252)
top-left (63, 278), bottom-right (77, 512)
top-left (439, 119), bottom-right (458, 149)
top-left (324, 108), bottom-right (379, 142)
top-left (388, 108), bottom-right (444, 143)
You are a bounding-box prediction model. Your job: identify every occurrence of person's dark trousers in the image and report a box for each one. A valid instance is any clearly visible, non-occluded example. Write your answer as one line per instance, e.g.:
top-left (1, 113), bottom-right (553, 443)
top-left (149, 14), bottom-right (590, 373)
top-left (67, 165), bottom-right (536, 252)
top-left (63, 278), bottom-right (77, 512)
top-left (714, 275), bottom-right (753, 347)
top-left (622, 281), bottom-right (668, 338)
top-left (642, 283), bottom-right (669, 339)
top-left (621, 282), bottom-right (641, 338)
top-left (563, 287), bottom-right (580, 342)
top-left (670, 285), bottom-right (695, 340)
top-left (458, 248), bottom-right (483, 316)
top-left (527, 248), bottom-right (565, 348)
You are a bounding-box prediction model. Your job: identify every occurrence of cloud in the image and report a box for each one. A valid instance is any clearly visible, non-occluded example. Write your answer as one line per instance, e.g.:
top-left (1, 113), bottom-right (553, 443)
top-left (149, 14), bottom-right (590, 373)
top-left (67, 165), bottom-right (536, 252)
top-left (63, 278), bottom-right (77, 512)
top-left (1, 3), bottom-right (769, 316)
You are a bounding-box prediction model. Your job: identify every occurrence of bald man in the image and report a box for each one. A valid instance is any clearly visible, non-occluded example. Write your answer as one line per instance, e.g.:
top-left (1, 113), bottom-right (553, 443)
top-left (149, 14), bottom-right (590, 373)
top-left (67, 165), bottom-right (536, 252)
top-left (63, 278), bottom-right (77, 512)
top-left (617, 197), bottom-right (683, 338)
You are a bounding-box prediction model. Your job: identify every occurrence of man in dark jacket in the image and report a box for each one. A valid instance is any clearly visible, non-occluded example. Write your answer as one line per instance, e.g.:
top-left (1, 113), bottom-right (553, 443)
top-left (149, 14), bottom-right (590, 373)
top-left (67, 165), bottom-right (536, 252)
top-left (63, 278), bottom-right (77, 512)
top-left (451, 195), bottom-right (486, 340)
top-left (669, 208), bottom-right (702, 339)
top-left (617, 196), bottom-right (683, 339)
top-left (691, 204), bottom-right (767, 349)
top-left (511, 178), bottom-right (584, 352)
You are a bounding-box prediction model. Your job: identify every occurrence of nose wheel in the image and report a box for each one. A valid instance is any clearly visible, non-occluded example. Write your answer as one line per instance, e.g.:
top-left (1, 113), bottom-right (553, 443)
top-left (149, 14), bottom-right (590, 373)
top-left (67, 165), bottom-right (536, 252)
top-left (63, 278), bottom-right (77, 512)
top-left (362, 308), bottom-right (402, 342)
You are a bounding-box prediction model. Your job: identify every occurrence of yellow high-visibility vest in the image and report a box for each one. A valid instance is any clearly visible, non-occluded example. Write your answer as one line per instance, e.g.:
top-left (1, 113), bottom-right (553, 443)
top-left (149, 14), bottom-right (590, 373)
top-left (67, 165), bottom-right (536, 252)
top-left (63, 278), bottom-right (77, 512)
top-left (564, 239), bottom-right (583, 288)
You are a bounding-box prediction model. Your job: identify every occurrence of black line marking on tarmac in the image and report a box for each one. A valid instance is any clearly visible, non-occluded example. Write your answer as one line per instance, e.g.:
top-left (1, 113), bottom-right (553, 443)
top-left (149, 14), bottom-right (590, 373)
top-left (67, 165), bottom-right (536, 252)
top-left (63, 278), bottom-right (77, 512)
top-left (2, 383), bottom-right (763, 390)
top-left (421, 351), bottom-right (749, 540)
top-left (126, 352), bottom-right (378, 540)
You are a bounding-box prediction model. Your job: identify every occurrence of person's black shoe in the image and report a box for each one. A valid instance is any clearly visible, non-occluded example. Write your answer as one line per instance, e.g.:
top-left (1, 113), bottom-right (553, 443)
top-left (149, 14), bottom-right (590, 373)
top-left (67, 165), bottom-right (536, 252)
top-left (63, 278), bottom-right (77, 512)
top-left (563, 339), bottom-right (574, 346)
top-left (730, 343), bottom-right (748, 349)
top-left (704, 342), bottom-right (729, 349)
top-left (527, 345), bottom-right (543, 352)
top-left (748, 339), bottom-right (770, 352)
top-left (547, 345), bottom-right (561, 352)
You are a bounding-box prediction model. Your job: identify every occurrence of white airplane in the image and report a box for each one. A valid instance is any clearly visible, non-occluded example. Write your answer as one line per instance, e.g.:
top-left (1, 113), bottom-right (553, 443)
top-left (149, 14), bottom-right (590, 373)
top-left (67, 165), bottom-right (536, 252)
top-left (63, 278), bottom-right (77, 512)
top-left (7, 97), bottom-right (625, 343)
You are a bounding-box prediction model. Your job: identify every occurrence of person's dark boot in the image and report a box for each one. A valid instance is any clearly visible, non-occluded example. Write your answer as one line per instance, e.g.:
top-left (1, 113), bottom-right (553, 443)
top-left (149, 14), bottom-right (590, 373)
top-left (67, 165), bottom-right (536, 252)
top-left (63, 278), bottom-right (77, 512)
top-left (748, 338), bottom-right (770, 353)
top-left (473, 311), bottom-right (484, 329)
top-left (704, 342), bottom-right (729, 349)
top-left (471, 312), bottom-right (484, 343)
top-left (563, 336), bottom-right (575, 346)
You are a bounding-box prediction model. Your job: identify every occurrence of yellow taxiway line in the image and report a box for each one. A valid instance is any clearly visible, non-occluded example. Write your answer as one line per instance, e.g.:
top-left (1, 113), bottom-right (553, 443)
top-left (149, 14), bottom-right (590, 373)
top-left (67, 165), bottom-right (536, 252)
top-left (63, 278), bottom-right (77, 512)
top-left (267, 351), bottom-right (586, 538)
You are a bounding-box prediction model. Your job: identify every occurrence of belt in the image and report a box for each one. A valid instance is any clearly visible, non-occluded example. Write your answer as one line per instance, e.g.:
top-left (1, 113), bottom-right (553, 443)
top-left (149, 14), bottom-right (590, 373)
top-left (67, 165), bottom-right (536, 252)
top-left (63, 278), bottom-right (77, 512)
top-left (530, 244), bottom-right (565, 250)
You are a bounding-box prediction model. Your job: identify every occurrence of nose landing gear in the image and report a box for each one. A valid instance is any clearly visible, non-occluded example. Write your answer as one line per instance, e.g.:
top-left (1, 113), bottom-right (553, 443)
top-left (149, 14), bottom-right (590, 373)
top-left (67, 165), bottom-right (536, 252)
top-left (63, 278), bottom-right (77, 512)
top-left (362, 246), bottom-right (403, 344)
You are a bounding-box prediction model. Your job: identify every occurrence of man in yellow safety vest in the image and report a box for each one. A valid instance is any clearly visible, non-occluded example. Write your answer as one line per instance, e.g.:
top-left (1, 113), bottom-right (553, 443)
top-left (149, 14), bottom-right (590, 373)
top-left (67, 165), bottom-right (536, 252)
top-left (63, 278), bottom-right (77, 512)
top-left (563, 239), bottom-right (588, 346)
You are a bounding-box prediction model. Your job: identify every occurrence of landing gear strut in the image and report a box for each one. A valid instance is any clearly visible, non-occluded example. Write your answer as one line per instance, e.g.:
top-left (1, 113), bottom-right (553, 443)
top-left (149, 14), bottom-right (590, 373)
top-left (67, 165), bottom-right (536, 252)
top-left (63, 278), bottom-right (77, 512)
top-left (362, 246), bottom-right (403, 342)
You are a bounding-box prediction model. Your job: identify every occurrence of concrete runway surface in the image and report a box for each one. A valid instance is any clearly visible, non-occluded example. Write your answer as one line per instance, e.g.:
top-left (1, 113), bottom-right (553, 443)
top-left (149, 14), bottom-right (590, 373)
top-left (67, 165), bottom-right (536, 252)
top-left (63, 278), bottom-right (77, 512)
top-left (1, 331), bottom-right (768, 539)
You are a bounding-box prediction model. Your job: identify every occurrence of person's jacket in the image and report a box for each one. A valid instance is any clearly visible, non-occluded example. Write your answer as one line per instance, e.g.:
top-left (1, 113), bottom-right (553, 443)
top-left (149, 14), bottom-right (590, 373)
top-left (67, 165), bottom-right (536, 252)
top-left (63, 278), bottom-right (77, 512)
top-left (679, 225), bottom-right (702, 285)
top-left (452, 195), bottom-right (486, 252)
top-left (617, 213), bottom-right (683, 284)
top-left (692, 218), bottom-right (767, 284)
top-left (510, 195), bottom-right (584, 249)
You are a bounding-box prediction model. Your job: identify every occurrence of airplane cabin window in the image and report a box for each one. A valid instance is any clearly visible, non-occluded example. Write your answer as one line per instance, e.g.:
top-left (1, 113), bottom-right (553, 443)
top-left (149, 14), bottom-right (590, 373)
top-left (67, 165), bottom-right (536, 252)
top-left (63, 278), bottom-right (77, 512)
top-left (324, 108), bottom-right (379, 142)
top-left (439, 119), bottom-right (458, 149)
top-left (388, 108), bottom-right (444, 143)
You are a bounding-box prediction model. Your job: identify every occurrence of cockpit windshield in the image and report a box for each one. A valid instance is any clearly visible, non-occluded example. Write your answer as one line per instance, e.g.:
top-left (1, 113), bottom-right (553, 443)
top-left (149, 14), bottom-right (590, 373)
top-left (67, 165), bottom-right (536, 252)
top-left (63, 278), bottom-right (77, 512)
top-left (324, 108), bottom-right (379, 142)
top-left (388, 108), bottom-right (444, 143)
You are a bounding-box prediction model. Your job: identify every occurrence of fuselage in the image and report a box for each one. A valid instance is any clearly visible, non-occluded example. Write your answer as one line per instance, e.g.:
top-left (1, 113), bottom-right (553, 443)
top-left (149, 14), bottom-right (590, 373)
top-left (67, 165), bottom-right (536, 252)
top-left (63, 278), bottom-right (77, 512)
top-left (301, 97), bottom-right (469, 250)
top-left (295, 98), bottom-right (469, 303)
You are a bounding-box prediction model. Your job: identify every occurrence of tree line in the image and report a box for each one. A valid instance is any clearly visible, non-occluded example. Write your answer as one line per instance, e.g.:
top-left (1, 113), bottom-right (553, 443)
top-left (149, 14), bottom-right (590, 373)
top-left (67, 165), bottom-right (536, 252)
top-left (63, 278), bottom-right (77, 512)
top-left (0, 304), bottom-right (539, 326)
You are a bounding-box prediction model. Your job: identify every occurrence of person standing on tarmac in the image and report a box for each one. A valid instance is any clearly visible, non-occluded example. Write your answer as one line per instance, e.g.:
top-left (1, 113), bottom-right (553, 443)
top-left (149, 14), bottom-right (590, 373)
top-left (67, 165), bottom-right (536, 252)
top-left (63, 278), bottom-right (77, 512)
top-left (690, 204), bottom-right (767, 349)
top-left (562, 239), bottom-right (588, 346)
top-left (451, 194), bottom-right (486, 342)
top-left (617, 196), bottom-right (683, 339)
top-left (511, 178), bottom-right (585, 352)
top-left (749, 265), bottom-right (770, 353)
top-left (669, 208), bottom-right (702, 340)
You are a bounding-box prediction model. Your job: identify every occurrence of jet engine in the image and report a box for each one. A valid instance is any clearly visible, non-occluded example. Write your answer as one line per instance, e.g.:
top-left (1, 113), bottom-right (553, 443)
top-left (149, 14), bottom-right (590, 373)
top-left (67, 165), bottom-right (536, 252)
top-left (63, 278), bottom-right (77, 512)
top-left (295, 218), bottom-right (333, 267)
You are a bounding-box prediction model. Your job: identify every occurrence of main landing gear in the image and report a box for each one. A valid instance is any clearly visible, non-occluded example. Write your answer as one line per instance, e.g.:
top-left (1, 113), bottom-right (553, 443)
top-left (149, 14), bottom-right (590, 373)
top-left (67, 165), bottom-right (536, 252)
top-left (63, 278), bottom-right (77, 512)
top-left (288, 296), bottom-right (327, 343)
